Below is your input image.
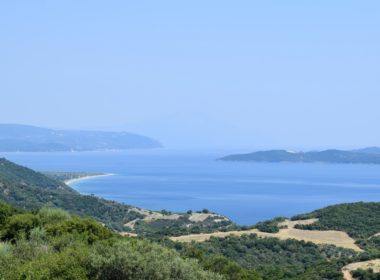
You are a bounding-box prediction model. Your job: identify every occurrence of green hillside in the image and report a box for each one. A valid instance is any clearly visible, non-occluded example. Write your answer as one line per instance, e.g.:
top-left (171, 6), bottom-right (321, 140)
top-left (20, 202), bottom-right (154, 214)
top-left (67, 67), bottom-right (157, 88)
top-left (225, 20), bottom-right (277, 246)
top-left (292, 202), bottom-right (380, 239)
top-left (0, 202), bottom-right (224, 280)
top-left (0, 158), bottom-right (145, 231)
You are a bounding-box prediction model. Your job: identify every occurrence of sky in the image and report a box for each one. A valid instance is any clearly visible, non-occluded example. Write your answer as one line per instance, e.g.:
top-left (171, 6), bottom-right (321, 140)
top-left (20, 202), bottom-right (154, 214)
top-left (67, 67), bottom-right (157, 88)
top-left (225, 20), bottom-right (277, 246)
top-left (1, 1), bottom-right (379, 149)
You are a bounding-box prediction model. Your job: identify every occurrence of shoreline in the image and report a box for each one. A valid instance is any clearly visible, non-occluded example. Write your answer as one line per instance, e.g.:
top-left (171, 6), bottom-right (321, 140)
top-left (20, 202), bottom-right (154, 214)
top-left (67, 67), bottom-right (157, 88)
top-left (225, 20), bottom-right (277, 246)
top-left (65, 173), bottom-right (115, 186)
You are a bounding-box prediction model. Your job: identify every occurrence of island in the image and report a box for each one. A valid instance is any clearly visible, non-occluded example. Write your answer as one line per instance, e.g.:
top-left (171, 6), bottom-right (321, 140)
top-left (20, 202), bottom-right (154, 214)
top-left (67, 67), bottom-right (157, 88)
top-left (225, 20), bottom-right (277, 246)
top-left (219, 148), bottom-right (380, 164)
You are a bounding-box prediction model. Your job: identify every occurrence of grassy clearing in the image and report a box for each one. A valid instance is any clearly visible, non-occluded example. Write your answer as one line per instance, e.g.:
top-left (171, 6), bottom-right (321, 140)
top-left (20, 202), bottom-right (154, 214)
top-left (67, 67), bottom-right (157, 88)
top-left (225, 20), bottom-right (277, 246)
top-left (170, 219), bottom-right (362, 252)
top-left (342, 259), bottom-right (380, 280)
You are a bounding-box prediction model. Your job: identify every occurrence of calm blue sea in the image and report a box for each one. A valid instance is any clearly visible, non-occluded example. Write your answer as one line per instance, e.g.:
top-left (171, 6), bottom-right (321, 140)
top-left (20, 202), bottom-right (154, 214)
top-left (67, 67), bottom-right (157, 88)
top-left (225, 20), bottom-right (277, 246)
top-left (3, 149), bottom-right (380, 225)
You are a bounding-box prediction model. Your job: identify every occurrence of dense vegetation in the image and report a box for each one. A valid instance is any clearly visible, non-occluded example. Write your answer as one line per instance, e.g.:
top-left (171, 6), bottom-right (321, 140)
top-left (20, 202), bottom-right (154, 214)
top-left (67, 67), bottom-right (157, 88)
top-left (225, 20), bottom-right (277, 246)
top-left (0, 202), bottom-right (226, 280)
top-left (163, 234), bottom-right (357, 280)
top-left (133, 215), bottom-right (236, 238)
top-left (292, 202), bottom-right (380, 239)
top-left (351, 269), bottom-right (380, 280)
top-left (254, 217), bottom-right (286, 233)
top-left (219, 149), bottom-right (380, 164)
top-left (0, 158), bottom-right (144, 231)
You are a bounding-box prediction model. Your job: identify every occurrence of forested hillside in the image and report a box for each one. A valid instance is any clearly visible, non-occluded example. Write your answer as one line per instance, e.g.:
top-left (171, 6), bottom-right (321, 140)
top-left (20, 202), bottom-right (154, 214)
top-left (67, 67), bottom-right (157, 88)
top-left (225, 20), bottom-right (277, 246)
top-left (164, 235), bottom-right (357, 280)
top-left (292, 202), bottom-right (380, 239)
top-left (0, 202), bottom-right (224, 280)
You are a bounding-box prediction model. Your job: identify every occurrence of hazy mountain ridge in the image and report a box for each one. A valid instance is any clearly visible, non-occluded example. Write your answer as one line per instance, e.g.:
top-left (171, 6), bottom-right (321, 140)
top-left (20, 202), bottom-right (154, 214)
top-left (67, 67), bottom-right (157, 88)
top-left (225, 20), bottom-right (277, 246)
top-left (219, 148), bottom-right (380, 164)
top-left (0, 124), bottom-right (163, 152)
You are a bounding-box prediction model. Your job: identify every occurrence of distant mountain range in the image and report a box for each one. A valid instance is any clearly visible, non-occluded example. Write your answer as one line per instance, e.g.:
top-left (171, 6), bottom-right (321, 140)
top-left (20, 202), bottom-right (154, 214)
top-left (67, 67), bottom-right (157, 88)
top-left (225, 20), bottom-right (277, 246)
top-left (219, 148), bottom-right (380, 164)
top-left (0, 124), bottom-right (163, 152)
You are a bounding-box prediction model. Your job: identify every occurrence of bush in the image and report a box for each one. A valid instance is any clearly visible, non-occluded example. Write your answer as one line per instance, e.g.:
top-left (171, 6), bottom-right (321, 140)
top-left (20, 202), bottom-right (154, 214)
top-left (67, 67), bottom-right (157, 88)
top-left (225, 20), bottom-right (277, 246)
top-left (6, 246), bottom-right (89, 280)
top-left (38, 207), bottom-right (71, 224)
top-left (88, 239), bottom-right (223, 280)
top-left (46, 217), bottom-right (113, 244)
top-left (1, 213), bottom-right (41, 241)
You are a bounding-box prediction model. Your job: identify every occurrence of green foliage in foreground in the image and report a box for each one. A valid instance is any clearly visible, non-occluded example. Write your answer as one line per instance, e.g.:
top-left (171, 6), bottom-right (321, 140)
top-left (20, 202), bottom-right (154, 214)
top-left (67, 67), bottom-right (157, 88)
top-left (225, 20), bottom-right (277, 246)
top-left (292, 202), bottom-right (380, 239)
top-left (164, 234), bottom-right (358, 280)
top-left (352, 268), bottom-right (380, 280)
top-left (0, 202), bottom-right (224, 280)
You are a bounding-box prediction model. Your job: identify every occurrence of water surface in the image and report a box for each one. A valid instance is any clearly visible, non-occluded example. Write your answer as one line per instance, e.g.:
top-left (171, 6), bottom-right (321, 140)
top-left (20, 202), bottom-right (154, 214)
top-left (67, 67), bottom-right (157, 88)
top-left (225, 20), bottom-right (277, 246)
top-left (3, 149), bottom-right (380, 225)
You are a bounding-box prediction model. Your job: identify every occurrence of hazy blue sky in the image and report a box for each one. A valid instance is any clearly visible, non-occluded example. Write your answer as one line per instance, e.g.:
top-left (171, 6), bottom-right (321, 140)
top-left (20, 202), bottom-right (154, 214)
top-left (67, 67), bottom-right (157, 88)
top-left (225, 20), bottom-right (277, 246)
top-left (1, 1), bottom-right (379, 149)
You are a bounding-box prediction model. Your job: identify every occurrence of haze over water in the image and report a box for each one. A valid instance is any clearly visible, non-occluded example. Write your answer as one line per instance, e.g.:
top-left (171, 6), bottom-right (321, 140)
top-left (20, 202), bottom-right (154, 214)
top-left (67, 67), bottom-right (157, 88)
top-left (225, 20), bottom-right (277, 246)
top-left (4, 149), bottom-right (380, 225)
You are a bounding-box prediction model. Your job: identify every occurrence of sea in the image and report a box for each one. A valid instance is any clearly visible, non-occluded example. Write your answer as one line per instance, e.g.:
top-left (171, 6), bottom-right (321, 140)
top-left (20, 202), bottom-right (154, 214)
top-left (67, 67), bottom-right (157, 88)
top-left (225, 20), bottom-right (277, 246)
top-left (3, 149), bottom-right (380, 225)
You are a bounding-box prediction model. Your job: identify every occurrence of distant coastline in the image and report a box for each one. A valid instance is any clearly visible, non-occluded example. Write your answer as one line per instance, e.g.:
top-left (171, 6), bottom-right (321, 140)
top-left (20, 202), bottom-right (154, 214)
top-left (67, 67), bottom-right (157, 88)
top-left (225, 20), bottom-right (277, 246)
top-left (65, 173), bottom-right (115, 186)
top-left (219, 148), bottom-right (380, 165)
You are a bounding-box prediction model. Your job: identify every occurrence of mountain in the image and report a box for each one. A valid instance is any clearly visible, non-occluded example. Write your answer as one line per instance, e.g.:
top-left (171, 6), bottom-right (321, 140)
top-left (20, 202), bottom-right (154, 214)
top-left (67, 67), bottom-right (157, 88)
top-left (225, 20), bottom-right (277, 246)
top-left (219, 149), bottom-right (380, 164)
top-left (352, 147), bottom-right (380, 155)
top-left (0, 124), bottom-right (163, 152)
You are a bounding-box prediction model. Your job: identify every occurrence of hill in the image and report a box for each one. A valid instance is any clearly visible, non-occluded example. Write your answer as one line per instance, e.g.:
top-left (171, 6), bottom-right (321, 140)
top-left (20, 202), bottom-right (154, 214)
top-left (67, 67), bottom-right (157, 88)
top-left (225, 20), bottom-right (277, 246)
top-left (219, 149), bottom-right (380, 164)
top-left (0, 158), bottom-right (143, 231)
top-left (292, 202), bottom-right (380, 239)
top-left (0, 124), bottom-right (162, 152)
top-left (353, 147), bottom-right (380, 155)
top-left (0, 158), bottom-right (233, 234)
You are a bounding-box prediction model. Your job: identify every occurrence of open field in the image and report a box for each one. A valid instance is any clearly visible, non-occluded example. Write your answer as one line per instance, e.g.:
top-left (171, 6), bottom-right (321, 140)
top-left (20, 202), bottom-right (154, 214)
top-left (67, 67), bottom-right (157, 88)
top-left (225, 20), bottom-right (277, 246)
top-left (342, 259), bottom-right (380, 280)
top-left (125, 207), bottom-right (228, 229)
top-left (170, 219), bottom-right (362, 252)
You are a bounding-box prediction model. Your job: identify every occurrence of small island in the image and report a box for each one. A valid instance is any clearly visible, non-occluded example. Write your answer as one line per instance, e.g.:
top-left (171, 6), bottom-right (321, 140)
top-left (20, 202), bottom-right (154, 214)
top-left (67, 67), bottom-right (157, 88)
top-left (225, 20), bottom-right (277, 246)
top-left (219, 148), bottom-right (380, 164)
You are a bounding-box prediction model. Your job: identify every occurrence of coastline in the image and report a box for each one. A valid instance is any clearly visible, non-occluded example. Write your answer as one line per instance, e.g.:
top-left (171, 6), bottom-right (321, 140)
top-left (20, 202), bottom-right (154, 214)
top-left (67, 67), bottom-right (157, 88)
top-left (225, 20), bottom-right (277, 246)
top-left (65, 173), bottom-right (115, 186)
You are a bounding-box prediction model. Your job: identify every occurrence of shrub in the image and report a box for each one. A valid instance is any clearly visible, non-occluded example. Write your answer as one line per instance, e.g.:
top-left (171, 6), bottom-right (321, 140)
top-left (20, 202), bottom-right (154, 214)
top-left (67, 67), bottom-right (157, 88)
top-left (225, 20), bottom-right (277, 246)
top-left (38, 207), bottom-right (71, 224)
top-left (88, 239), bottom-right (223, 280)
top-left (1, 213), bottom-right (41, 241)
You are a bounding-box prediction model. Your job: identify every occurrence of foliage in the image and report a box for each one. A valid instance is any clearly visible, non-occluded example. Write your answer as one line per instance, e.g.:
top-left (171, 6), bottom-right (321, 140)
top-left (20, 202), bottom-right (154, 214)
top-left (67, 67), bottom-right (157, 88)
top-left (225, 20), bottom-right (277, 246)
top-left (38, 207), bottom-right (71, 224)
top-left (166, 234), bottom-right (357, 280)
top-left (180, 246), bottom-right (262, 280)
top-left (45, 217), bottom-right (114, 244)
top-left (293, 202), bottom-right (380, 239)
top-left (134, 215), bottom-right (236, 238)
top-left (352, 268), bottom-right (380, 280)
top-left (88, 239), bottom-right (223, 280)
top-left (1, 213), bottom-right (41, 241)
top-left (0, 202), bottom-right (224, 280)
top-left (255, 217), bottom-right (286, 233)
top-left (0, 201), bottom-right (18, 226)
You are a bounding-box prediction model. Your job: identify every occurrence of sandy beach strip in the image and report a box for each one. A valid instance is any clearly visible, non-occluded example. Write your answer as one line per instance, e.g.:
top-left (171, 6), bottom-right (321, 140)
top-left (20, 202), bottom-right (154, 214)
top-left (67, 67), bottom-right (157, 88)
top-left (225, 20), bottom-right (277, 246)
top-left (65, 173), bottom-right (115, 186)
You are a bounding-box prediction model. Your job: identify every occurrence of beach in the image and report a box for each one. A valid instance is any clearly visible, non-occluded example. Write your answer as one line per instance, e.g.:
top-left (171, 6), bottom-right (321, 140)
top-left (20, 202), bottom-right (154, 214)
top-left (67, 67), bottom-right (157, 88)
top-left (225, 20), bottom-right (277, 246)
top-left (65, 173), bottom-right (114, 186)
